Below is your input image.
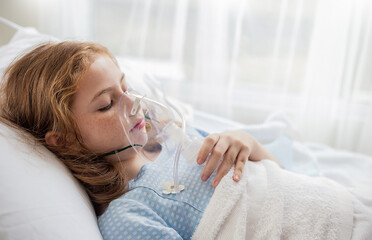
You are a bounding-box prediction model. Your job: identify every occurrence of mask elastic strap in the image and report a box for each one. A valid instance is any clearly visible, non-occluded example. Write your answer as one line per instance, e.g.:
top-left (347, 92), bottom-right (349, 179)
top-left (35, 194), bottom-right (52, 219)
top-left (97, 144), bottom-right (143, 158)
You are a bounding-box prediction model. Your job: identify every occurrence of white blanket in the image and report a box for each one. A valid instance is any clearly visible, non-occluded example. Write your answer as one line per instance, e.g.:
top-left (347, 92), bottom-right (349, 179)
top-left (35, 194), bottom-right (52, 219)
top-left (192, 160), bottom-right (354, 240)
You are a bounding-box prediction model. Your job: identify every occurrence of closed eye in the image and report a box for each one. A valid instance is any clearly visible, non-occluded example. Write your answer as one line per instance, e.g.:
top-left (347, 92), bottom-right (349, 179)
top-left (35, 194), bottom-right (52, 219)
top-left (98, 100), bottom-right (113, 111)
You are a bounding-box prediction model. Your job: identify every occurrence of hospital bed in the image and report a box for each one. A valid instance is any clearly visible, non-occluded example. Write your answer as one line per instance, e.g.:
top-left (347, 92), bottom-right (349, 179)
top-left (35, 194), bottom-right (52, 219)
top-left (0, 18), bottom-right (371, 240)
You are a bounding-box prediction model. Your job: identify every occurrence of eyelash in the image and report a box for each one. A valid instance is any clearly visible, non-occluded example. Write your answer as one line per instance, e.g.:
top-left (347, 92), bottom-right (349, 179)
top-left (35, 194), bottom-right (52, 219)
top-left (97, 83), bottom-right (127, 112)
top-left (99, 100), bottom-right (113, 112)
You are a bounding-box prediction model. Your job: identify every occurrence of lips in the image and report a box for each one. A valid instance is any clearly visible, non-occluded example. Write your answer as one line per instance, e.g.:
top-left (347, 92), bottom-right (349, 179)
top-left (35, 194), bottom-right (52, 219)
top-left (131, 118), bottom-right (145, 131)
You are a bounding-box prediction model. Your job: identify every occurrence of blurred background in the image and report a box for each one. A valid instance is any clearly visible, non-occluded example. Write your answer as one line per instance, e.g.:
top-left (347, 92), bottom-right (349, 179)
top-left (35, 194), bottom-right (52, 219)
top-left (1, 0), bottom-right (372, 155)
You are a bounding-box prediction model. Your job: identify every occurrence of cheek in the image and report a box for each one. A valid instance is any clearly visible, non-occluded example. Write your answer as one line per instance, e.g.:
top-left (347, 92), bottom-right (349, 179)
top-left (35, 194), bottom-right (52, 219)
top-left (76, 113), bottom-right (126, 152)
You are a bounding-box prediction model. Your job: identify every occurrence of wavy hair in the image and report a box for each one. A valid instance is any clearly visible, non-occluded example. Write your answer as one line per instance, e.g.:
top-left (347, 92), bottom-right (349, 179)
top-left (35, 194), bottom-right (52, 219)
top-left (0, 41), bottom-right (127, 216)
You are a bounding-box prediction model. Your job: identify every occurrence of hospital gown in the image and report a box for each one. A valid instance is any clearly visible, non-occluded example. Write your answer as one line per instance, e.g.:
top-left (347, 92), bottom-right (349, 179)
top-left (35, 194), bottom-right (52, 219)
top-left (98, 128), bottom-right (312, 239)
top-left (98, 128), bottom-right (216, 239)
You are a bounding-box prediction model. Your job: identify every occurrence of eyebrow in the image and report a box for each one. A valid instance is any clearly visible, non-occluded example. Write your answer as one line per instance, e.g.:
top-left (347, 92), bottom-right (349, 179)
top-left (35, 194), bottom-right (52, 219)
top-left (91, 73), bottom-right (125, 104)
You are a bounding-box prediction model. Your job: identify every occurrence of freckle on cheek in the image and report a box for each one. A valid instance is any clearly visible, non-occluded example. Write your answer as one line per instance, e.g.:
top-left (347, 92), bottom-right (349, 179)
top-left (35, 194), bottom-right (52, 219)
top-left (95, 118), bottom-right (118, 135)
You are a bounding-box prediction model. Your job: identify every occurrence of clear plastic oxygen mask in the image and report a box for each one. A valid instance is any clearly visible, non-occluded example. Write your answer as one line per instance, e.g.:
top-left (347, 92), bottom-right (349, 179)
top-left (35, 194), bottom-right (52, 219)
top-left (100, 89), bottom-right (203, 193)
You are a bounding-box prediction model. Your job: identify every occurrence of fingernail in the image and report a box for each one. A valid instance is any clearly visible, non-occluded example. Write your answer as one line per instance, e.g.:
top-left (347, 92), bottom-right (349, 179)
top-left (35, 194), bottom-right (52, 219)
top-left (213, 179), bottom-right (220, 187)
top-left (201, 175), bottom-right (207, 181)
top-left (197, 158), bottom-right (201, 164)
top-left (233, 174), bottom-right (240, 182)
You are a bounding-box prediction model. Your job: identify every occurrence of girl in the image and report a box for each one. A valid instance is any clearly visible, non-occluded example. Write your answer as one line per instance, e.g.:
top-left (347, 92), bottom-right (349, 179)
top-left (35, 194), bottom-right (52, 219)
top-left (0, 41), bottom-right (280, 239)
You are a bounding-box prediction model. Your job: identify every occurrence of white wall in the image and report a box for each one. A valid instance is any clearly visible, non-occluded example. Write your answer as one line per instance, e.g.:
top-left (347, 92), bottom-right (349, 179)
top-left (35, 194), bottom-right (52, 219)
top-left (0, 0), bottom-right (41, 44)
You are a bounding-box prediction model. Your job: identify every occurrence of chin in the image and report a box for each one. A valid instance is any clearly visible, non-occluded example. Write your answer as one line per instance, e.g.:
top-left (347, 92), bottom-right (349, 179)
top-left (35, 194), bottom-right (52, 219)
top-left (130, 131), bottom-right (148, 147)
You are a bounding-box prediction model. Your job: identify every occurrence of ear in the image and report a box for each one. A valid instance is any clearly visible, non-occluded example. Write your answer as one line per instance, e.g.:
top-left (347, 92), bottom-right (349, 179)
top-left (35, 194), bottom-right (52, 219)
top-left (45, 131), bottom-right (64, 147)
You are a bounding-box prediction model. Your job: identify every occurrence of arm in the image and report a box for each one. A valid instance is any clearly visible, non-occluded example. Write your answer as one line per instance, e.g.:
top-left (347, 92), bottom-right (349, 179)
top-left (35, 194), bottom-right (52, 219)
top-left (197, 130), bottom-right (281, 187)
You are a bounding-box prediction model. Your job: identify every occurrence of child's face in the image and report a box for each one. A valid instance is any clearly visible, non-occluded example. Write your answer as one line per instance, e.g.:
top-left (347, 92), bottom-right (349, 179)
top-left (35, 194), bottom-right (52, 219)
top-left (71, 55), bottom-right (146, 162)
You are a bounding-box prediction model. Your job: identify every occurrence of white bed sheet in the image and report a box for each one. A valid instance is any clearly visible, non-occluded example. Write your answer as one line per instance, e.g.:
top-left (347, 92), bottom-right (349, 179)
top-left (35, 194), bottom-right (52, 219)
top-left (192, 110), bottom-right (372, 238)
top-left (192, 110), bottom-right (372, 188)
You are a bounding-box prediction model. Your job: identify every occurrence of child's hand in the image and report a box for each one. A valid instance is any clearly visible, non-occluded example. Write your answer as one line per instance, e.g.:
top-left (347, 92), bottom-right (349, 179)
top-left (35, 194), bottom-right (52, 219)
top-left (197, 131), bottom-right (280, 187)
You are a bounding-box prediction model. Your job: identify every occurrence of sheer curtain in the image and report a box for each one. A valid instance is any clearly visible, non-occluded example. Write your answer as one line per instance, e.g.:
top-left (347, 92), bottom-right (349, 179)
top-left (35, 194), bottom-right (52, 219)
top-left (295, 0), bottom-right (372, 153)
top-left (36, 0), bottom-right (372, 155)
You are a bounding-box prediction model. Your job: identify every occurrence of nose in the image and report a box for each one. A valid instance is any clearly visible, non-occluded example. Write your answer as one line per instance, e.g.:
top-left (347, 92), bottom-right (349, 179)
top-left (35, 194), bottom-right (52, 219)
top-left (119, 91), bottom-right (143, 116)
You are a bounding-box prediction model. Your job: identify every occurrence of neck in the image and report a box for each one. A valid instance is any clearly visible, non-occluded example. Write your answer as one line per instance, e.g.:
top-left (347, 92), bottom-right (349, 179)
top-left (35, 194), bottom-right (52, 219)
top-left (114, 149), bottom-right (161, 180)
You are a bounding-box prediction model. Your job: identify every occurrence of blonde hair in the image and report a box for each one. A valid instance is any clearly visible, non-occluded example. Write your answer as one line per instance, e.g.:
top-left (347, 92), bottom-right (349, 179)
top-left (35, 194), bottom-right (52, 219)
top-left (0, 41), bottom-right (127, 216)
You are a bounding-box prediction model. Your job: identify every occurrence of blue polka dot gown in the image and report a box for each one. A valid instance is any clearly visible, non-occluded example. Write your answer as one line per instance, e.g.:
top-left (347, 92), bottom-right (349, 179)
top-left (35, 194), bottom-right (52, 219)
top-left (98, 128), bottom-right (298, 239)
top-left (98, 128), bottom-right (215, 239)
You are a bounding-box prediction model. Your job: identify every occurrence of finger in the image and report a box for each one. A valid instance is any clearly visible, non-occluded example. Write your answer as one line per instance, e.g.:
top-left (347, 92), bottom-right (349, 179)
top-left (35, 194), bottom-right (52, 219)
top-left (201, 137), bottom-right (229, 181)
top-left (212, 144), bottom-right (240, 187)
top-left (197, 134), bottom-right (219, 165)
top-left (233, 147), bottom-right (250, 182)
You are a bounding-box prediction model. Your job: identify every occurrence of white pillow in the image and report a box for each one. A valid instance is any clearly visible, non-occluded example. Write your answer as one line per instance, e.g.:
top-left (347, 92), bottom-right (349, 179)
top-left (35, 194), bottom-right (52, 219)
top-left (0, 123), bottom-right (103, 240)
top-left (0, 28), bottom-right (103, 240)
top-left (0, 28), bottom-right (56, 79)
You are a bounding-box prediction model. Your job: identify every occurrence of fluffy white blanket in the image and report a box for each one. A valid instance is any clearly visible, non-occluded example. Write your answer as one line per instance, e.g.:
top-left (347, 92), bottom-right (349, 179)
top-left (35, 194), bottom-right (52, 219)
top-left (192, 160), bottom-right (354, 240)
